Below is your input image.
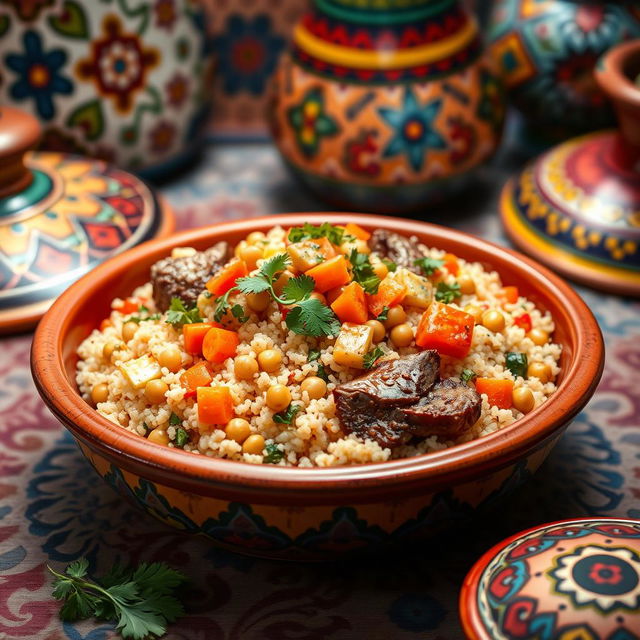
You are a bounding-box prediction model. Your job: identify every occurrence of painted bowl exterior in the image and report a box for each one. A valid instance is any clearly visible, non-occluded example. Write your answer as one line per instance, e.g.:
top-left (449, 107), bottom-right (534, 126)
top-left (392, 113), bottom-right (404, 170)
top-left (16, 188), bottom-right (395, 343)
top-left (31, 214), bottom-right (604, 560)
top-left (460, 518), bottom-right (640, 639)
top-left (488, 0), bottom-right (640, 136)
top-left (0, 0), bottom-right (213, 177)
top-left (269, 1), bottom-right (504, 213)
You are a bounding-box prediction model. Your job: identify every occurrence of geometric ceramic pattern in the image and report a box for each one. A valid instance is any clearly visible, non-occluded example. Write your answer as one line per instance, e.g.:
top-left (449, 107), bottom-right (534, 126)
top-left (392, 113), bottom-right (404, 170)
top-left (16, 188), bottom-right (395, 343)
top-left (488, 0), bottom-right (640, 136)
top-left (0, 0), bottom-right (213, 177)
top-left (461, 518), bottom-right (640, 640)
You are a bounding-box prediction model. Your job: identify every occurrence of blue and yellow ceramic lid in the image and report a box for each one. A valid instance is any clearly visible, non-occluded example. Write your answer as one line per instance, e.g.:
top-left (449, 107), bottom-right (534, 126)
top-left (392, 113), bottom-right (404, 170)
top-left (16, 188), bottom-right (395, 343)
top-left (460, 517), bottom-right (640, 640)
top-left (0, 107), bottom-right (174, 333)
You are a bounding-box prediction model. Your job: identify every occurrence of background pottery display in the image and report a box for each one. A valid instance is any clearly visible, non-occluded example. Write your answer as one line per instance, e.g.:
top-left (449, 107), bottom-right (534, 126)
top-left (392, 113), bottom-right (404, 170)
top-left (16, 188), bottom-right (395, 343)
top-left (460, 517), bottom-right (640, 639)
top-left (0, 0), bottom-right (213, 178)
top-left (0, 107), bottom-right (174, 334)
top-left (269, 0), bottom-right (505, 213)
top-left (488, 0), bottom-right (640, 137)
top-left (31, 214), bottom-right (603, 560)
top-left (500, 40), bottom-right (640, 298)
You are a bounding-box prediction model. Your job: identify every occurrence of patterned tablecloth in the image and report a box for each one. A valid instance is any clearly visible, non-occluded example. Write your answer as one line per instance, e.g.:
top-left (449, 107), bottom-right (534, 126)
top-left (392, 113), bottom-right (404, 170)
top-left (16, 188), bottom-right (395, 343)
top-left (2, 140), bottom-right (639, 640)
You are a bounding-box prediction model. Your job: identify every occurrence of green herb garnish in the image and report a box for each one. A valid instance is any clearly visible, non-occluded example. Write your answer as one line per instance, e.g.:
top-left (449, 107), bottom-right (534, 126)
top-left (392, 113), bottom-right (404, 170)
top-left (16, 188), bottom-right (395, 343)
top-left (363, 346), bottom-right (386, 370)
top-left (263, 442), bottom-right (285, 464)
top-left (174, 427), bottom-right (189, 448)
top-left (376, 306), bottom-right (389, 322)
top-left (126, 305), bottom-right (161, 324)
top-left (435, 281), bottom-right (461, 304)
top-left (308, 348), bottom-right (321, 362)
top-left (165, 298), bottom-right (202, 327)
top-left (231, 304), bottom-right (248, 323)
top-left (169, 412), bottom-right (181, 426)
top-left (273, 403), bottom-right (301, 424)
top-left (505, 352), bottom-right (528, 379)
top-left (414, 257), bottom-right (445, 276)
top-left (348, 249), bottom-right (380, 295)
top-left (460, 368), bottom-right (477, 384)
top-left (287, 223), bottom-right (352, 246)
top-left (48, 557), bottom-right (186, 639)
top-left (381, 258), bottom-right (397, 272)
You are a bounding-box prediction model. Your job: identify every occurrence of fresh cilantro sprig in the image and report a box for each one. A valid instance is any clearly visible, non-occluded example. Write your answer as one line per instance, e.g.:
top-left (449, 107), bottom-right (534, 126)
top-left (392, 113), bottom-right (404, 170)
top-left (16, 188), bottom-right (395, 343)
top-left (348, 249), bottom-right (380, 295)
top-left (363, 346), bottom-right (386, 369)
top-left (263, 442), bottom-right (285, 464)
top-left (414, 257), bottom-right (445, 276)
top-left (287, 223), bottom-right (352, 246)
top-left (435, 281), bottom-right (461, 304)
top-left (165, 298), bottom-right (202, 327)
top-left (48, 558), bottom-right (186, 639)
top-left (273, 403), bottom-right (301, 424)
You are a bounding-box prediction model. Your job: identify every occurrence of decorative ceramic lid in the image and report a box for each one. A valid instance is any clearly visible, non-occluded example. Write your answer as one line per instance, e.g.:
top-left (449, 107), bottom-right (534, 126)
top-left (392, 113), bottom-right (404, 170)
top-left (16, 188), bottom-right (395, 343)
top-left (460, 518), bottom-right (640, 640)
top-left (500, 40), bottom-right (640, 297)
top-left (0, 107), bottom-right (174, 333)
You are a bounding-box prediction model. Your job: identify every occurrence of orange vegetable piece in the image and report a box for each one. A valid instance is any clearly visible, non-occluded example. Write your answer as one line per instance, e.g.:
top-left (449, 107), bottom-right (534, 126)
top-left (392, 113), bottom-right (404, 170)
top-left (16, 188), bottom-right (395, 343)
top-left (331, 282), bottom-right (368, 324)
top-left (202, 327), bottom-right (240, 364)
top-left (100, 319), bottom-right (112, 331)
top-left (415, 301), bottom-right (475, 359)
top-left (197, 386), bottom-right (234, 424)
top-left (345, 223), bottom-right (371, 241)
top-left (206, 259), bottom-right (248, 296)
top-left (366, 277), bottom-right (406, 317)
top-left (119, 298), bottom-right (139, 314)
top-left (183, 322), bottom-right (214, 355)
top-left (514, 313), bottom-right (532, 333)
top-left (180, 361), bottom-right (212, 398)
top-left (475, 378), bottom-right (514, 409)
top-left (306, 255), bottom-right (351, 293)
top-left (498, 286), bottom-right (519, 305)
top-left (442, 253), bottom-right (459, 276)
top-left (315, 236), bottom-right (337, 259)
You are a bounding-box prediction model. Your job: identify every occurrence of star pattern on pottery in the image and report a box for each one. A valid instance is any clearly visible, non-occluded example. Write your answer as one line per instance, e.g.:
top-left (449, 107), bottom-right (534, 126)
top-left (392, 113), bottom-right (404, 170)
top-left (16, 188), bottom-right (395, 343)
top-left (287, 86), bottom-right (339, 157)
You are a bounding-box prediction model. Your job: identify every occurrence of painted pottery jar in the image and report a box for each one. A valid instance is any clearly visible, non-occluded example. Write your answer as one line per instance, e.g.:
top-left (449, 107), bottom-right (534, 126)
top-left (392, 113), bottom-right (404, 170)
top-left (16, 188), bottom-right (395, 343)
top-left (0, 0), bottom-right (213, 178)
top-left (500, 40), bottom-right (640, 297)
top-left (460, 518), bottom-right (640, 639)
top-left (488, 0), bottom-right (640, 137)
top-left (0, 107), bottom-right (174, 334)
top-left (269, 0), bottom-right (505, 213)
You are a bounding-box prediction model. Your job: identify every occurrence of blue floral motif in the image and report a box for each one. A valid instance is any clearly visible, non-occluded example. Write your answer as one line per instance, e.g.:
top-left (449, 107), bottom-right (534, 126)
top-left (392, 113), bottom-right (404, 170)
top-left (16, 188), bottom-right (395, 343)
top-left (378, 88), bottom-right (446, 172)
top-left (213, 14), bottom-right (285, 95)
top-left (388, 593), bottom-right (446, 632)
top-left (5, 30), bottom-right (72, 120)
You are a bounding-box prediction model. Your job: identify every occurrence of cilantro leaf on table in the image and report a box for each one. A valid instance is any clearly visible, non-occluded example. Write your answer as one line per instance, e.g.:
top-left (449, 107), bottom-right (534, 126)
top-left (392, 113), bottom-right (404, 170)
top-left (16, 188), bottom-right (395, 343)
top-left (287, 223), bottom-right (351, 246)
top-left (285, 298), bottom-right (341, 338)
top-left (348, 249), bottom-right (380, 295)
top-left (435, 281), bottom-right (461, 304)
top-left (165, 298), bottom-right (202, 327)
top-left (414, 257), bottom-right (445, 276)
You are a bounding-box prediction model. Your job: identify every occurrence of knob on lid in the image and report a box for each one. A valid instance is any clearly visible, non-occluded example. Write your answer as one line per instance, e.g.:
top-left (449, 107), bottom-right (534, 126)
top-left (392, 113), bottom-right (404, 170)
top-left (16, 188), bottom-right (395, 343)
top-left (0, 108), bottom-right (40, 198)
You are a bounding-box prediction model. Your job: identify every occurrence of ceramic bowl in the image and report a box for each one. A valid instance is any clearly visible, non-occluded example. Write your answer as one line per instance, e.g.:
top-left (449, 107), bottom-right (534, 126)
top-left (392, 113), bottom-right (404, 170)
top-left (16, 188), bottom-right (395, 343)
top-left (31, 214), bottom-right (604, 560)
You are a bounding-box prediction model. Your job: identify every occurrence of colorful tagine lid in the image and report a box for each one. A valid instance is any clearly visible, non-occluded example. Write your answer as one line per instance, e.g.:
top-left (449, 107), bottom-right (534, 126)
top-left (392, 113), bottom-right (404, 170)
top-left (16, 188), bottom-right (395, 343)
top-left (460, 518), bottom-right (640, 640)
top-left (0, 107), bottom-right (174, 333)
top-left (500, 40), bottom-right (640, 297)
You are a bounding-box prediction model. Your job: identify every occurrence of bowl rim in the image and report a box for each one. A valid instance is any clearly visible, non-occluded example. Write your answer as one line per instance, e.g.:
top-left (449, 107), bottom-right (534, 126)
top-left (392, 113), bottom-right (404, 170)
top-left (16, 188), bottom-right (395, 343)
top-left (31, 213), bottom-right (604, 496)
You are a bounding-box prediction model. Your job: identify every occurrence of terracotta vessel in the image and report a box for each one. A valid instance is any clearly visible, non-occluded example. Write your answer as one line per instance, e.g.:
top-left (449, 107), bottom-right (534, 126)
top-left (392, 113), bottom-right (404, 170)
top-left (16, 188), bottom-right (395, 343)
top-left (0, 0), bottom-right (213, 178)
top-left (0, 107), bottom-right (174, 334)
top-left (31, 214), bottom-right (603, 560)
top-left (500, 40), bottom-right (640, 298)
top-left (269, 1), bottom-right (504, 213)
top-left (460, 517), bottom-right (640, 639)
top-left (488, 0), bottom-right (640, 137)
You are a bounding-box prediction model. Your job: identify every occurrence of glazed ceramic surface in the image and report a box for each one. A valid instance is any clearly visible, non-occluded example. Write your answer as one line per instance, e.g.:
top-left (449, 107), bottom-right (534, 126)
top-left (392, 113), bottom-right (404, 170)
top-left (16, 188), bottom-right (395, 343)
top-left (0, 0), bottom-right (213, 177)
top-left (460, 518), bottom-right (640, 640)
top-left (488, 0), bottom-right (640, 136)
top-left (269, 0), bottom-right (504, 213)
top-left (31, 214), bottom-right (604, 559)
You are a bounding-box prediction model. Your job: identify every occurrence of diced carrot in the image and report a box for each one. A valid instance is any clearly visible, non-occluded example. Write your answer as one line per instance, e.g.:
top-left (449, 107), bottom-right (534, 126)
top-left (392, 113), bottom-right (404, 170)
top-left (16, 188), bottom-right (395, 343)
top-left (514, 313), bottom-right (532, 333)
top-left (202, 327), bottom-right (240, 363)
top-left (498, 286), bottom-right (519, 305)
top-left (475, 378), bottom-right (514, 409)
top-left (183, 322), bottom-right (214, 355)
top-left (306, 255), bottom-right (351, 293)
top-left (331, 282), bottom-right (368, 324)
top-left (442, 253), bottom-right (459, 276)
top-left (197, 386), bottom-right (234, 425)
top-left (119, 298), bottom-right (140, 314)
top-left (100, 319), bottom-right (112, 331)
top-left (206, 259), bottom-right (248, 296)
top-left (366, 277), bottom-right (406, 317)
top-left (415, 300), bottom-right (475, 359)
top-left (345, 223), bottom-right (371, 241)
top-left (180, 361), bottom-right (212, 398)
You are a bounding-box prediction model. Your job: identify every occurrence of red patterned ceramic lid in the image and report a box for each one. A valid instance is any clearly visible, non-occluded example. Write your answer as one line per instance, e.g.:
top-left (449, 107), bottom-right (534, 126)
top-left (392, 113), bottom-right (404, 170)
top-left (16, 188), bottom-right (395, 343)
top-left (460, 517), bottom-right (640, 640)
top-left (0, 108), bottom-right (174, 333)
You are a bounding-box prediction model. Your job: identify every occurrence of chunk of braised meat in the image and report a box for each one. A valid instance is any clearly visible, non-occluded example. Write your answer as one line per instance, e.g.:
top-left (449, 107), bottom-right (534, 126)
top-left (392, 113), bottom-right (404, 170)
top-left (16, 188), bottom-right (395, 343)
top-left (151, 242), bottom-right (232, 312)
top-left (369, 229), bottom-right (423, 274)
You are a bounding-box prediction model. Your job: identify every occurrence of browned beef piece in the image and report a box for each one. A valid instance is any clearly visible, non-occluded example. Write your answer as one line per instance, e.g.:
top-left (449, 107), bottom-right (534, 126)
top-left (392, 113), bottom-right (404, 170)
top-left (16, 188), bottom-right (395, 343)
top-left (401, 378), bottom-right (482, 438)
top-left (151, 242), bottom-right (232, 311)
top-left (369, 229), bottom-right (423, 274)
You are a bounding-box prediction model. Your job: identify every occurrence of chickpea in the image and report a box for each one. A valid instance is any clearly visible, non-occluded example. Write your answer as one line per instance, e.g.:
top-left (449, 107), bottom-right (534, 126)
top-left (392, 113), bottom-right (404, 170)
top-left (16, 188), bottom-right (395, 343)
top-left (527, 328), bottom-right (549, 346)
top-left (258, 349), bottom-right (282, 373)
top-left (365, 319), bottom-right (386, 343)
top-left (326, 286), bottom-right (346, 304)
top-left (91, 383), bottom-right (109, 404)
top-left (122, 321), bottom-right (138, 342)
top-left (266, 384), bottom-right (292, 412)
top-left (246, 291), bottom-right (270, 312)
top-left (464, 304), bottom-right (484, 323)
top-left (273, 270), bottom-right (295, 296)
top-left (145, 379), bottom-right (168, 404)
top-left (234, 240), bottom-right (249, 260)
top-left (242, 433), bottom-right (265, 455)
top-left (158, 346), bottom-right (182, 372)
top-left (512, 387), bottom-right (535, 413)
top-left (458, 274), bottom-right (476, 295)
top-left (239, 244), bottom-right (263, 271)
top-left (372, 262), bottom-right (388, 280)
top-left (301, 376), bottom-right (327, 400)
top-left (310, 291), bottom-right (327, 305)
top-left (481, 310), bottom-right (505, 333)
top-left (247, 231), bottom-right (266, 245)
top-left (103, 342), bottom-right (117, 361)
top-left (234, 355), bottom-right (259, 380)
top-left (225, 418), bottom-right (251, 444)
top-left (390, 323), bottom-right (414, 347)
top-left (147, 428), bottom-right (170, 446)
top-left (384, 305), bottom-right (407, 329)
top-left (527, 362), bottom-right (551, 383)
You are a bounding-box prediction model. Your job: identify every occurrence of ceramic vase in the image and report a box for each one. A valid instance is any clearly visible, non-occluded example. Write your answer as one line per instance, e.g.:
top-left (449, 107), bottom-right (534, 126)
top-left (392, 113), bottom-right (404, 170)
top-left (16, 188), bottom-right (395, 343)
top-left (488, 0), bottom-right (640, 138)
top-left (0, 0), bottom-right (213, 178)
top-left (269, 0), bottom-right (505, 213)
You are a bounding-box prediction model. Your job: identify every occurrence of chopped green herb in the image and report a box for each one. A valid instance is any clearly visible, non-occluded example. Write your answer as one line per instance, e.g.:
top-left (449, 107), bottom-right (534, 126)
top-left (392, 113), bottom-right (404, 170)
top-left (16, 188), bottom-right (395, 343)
top-left (363, 345), bottom-right (386, 369)
top-left (231, 304), bottom-right (248, 323)
top-left (376, 306), bottom-right (389, 322)
top-left (287, 223), bottom-right (352, 246)
top-left (165, 298), bottom-right (202, 327)
top-left (505, 352), bottom-right (528, 379)
top-left (308, 348), bottom-right (321, 362)
top-left (125, 305), bottom-right (161, 324)
top-left (169, 412), bottom-right (181, 426)
top-left (435, 281), bottom-right (461, 304)
top-left (263, 442), bottom-right (284, 464)
top-left (174, 427), bottom-right (189, 448)
top-left (414, 257), bottom-right (445, 276)
top-left (460, 368), bottom-right (477, 384)
top-left (316, 363), bottom-right (329, 382)
top-left (381, 258), bottom-right (397, 272)
top-left (273, 403), bottom-right (301, 425)
top-left (348, 249), bottom-right (380, 295)
top-left (142, 422), bottom-right (150, 432)
top-left (203, 291), bottom-right (212, 299)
